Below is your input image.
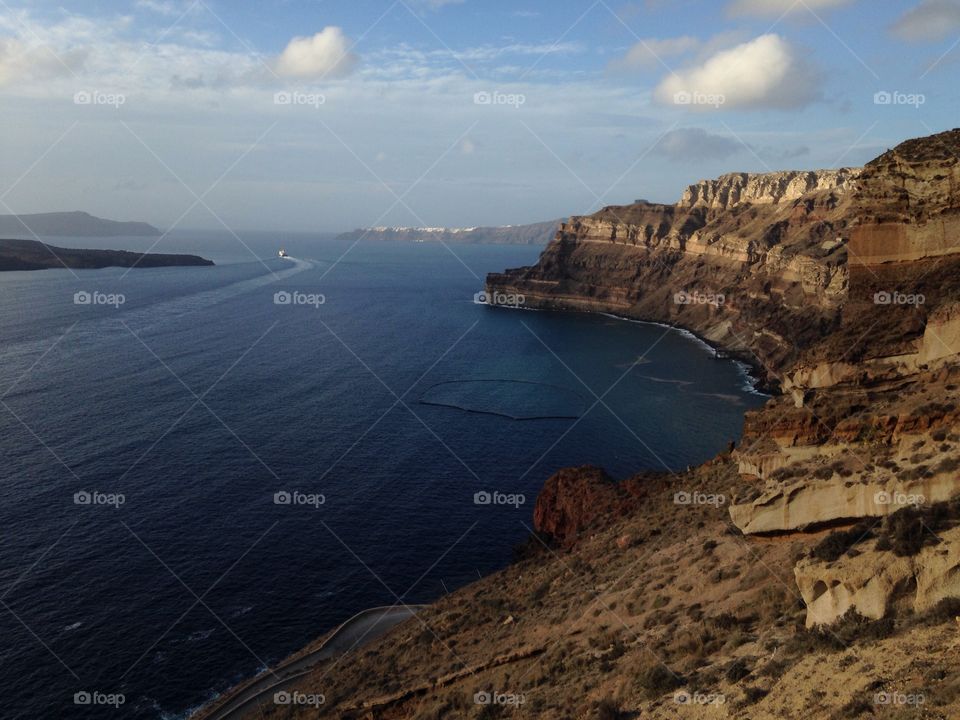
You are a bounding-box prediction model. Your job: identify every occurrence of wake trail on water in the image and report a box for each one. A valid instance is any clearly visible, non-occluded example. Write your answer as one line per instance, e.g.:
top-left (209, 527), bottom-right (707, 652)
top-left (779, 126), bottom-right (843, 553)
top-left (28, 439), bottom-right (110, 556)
top-left (106, 257), bottom-right (315, 337)
top-left (0, 258), bottom-right (316, 383)
top-left (121, 257), bottom-right (315, 332)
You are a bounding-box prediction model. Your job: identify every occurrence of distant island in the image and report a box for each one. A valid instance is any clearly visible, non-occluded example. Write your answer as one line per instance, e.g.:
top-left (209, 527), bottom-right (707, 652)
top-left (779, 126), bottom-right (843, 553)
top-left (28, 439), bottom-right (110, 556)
top-left (0, 211), bottom-right (161, 237)
top-left (0, 238), bottom-right (214, 271)
top-left (335, 219), bottom-right (562, 245)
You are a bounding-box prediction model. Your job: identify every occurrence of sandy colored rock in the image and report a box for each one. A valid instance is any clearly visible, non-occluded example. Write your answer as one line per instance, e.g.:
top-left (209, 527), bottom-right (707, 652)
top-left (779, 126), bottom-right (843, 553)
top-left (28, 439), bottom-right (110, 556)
top-left (796, 526), bottom-right (960, 627)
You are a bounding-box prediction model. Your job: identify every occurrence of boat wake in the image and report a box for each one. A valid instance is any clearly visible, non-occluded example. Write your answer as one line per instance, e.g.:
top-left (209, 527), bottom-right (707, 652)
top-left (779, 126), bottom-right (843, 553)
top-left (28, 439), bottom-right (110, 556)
top-left (118, 257), bottom-right (314, 333)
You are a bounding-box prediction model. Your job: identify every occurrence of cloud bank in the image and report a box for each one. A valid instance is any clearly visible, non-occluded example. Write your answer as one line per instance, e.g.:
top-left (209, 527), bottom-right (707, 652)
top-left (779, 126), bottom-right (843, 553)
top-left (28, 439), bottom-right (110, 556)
top-left (727, 0), bottom-right (855, 16)
top-left (608, 36), bottom-right (699, 71)
top-left (891, 0), bottom-right (960, 41)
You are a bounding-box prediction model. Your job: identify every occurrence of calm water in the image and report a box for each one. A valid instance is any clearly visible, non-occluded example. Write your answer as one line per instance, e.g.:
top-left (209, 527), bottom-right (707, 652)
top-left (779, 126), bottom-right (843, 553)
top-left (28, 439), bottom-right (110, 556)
top-left (0, 232), bottom-right (765, 718)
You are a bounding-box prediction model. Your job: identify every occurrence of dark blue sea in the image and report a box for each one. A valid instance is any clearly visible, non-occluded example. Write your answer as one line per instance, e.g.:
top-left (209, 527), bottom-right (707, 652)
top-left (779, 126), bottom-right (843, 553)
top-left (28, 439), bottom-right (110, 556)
top-left (0, 231), bottom-right (765, 718)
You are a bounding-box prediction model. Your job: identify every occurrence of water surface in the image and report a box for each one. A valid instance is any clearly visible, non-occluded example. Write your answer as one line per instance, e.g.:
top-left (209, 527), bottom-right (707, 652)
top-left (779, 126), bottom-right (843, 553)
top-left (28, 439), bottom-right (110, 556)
top-left (0, 232), bottom-right (764, 718)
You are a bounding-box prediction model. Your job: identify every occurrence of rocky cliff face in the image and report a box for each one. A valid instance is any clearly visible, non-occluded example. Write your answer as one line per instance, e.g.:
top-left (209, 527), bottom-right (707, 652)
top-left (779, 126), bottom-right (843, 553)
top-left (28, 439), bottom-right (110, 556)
top-left (487, 167), bottom-right (859, 384)
top-left (490, 129), bottom-right (960, 543)
top-left (531, 466), bottom-right (673, 547)
top-left (680, 168), bottom-right (860, 210)
top-left (796, 525), bottom-right (960, 627)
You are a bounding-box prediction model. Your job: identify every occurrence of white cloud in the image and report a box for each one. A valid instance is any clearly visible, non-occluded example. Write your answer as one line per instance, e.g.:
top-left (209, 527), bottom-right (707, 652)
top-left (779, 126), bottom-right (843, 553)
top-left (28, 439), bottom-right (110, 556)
top-left (135, 0), bottom-right (196, 17)
top-left (654, 34), bottom-right (821, 111)
top-left (609, 36), bottom-right (699, 71)
top-left (891, 0), bottom-right (960, 41)
top-left (275, 27), bottom-right (357, 79)
top-left (408, 0), bottom-right (466, 10)
top-left (0, 37), bottom-right (88, 86)
top-left (727, 0), bottom-right (855, 16)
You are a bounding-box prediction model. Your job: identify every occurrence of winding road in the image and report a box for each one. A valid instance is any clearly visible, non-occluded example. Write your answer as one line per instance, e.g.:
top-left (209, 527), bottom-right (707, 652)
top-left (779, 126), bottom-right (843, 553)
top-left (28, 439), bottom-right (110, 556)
top-left (194, 605), bottom-right (423, 720)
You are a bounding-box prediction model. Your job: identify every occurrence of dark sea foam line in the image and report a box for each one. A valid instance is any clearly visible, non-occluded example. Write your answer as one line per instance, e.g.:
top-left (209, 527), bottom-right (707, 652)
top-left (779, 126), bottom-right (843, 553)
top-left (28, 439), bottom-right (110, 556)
top-left (475, 301), bottom-right (769, 395)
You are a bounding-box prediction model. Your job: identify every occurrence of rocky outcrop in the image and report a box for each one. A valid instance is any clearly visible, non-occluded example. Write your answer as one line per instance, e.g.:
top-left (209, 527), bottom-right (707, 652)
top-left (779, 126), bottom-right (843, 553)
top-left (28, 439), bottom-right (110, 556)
top-left (533, 466), bottom-right (628, 547)
top-left (680, 169), bottom-right (860, 210)
top-left (780, 301), bottom-right (960, 405)
top-left (847, 131), bottom-right (960, 264)
top-left (795, 526), bottom-right (960, 627)
top-left (531, 466), bottom-right (669, 547)
top-left (730, 472), bottom-right (959, 535)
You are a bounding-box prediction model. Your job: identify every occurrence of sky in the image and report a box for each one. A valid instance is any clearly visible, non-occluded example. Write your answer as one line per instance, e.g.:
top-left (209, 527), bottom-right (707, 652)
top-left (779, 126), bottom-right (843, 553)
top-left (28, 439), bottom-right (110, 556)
top-left (0, 0), bottom-right (957, 233)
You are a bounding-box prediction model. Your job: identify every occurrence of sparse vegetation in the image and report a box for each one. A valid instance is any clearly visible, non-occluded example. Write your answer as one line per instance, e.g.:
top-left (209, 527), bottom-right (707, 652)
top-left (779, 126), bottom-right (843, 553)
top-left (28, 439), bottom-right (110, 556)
top-left (810, 521), bottom-right (875, 562)
top-left (636, 662), bottom-right (685, 699)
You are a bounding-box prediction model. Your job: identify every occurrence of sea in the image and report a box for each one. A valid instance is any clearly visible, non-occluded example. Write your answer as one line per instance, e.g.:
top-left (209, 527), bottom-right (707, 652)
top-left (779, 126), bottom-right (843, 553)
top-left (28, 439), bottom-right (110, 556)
top-left (0, 230), bottom-right (766, 718)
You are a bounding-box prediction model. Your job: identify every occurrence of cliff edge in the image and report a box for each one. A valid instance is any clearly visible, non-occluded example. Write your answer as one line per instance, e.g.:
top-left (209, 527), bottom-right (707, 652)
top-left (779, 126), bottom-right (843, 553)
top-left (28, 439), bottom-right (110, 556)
top-left (194, 129), bottom-right (960, 720)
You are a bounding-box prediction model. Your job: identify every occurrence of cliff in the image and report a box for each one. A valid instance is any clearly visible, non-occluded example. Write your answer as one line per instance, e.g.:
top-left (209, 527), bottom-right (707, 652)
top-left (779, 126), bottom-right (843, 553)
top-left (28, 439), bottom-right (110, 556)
top-left (489, 129), bottom-right (960, 539)
top-left (0, 238), bottom-right (214, 271)
top-left (487, 169), bottom-right (860, 384)
top-left (194, 129), bottom-right (960, 720)
top-left (0, 211), bottom-right (161, 237)
top-left (680, 168), bottom-right (860, 209)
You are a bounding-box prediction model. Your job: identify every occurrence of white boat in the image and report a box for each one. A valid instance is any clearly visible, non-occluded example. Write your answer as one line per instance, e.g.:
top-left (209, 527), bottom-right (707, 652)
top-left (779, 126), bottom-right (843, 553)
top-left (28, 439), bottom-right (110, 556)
top-left (278, 248), bottom-right (289, 258)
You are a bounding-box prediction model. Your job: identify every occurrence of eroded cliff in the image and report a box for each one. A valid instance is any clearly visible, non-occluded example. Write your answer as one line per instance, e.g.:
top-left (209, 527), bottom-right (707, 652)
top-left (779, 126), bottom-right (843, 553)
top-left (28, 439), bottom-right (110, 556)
top-left (489, 129), bottom-right (960, 538)
top-left (196, 129), bottom-right (960, 720)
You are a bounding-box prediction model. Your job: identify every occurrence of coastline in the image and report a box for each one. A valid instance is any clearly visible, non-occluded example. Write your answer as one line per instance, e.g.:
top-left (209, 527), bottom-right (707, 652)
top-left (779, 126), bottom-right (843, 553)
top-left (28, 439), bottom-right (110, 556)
top-left (191, 605), bottom-right (424, 719)
top-left (595, 312), bottom-right (772, 397)
top-left (199, 300), bottom-right (770, 718)
top-left (481, 299), bottom-right (773, 396)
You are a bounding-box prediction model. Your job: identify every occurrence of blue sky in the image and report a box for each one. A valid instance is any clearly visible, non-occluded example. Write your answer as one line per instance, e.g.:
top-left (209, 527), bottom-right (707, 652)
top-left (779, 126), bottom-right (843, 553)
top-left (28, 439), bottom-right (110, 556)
top-left (0, 0), bottom-right (957, 232)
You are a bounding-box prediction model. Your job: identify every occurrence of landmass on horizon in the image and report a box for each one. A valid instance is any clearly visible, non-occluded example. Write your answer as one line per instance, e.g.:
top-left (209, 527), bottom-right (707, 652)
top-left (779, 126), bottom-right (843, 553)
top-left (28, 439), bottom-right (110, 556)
top-left (335, 219), bottom-right (561, 245)
top-left (0, 211), bottom-right (161, 237)
top-left (0, 238), bottom-right (213, 271)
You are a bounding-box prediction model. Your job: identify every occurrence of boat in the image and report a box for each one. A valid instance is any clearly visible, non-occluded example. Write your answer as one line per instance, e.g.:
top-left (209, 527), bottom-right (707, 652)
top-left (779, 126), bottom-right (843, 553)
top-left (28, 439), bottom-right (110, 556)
top-left (278, 248), bottom-right (289, 258)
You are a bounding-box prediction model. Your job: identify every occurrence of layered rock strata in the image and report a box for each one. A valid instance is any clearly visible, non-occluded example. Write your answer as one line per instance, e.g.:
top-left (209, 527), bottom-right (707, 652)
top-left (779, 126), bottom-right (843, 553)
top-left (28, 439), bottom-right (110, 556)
top-left (489, 129), bottom-right (960, 537)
